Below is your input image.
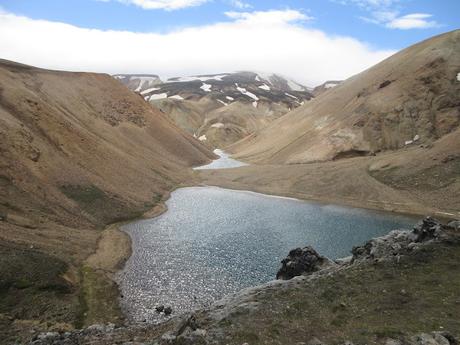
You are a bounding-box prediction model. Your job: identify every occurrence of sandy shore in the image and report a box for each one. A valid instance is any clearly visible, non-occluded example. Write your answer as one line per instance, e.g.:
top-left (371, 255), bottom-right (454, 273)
top-left (197, 156), bottom-right (459, 220)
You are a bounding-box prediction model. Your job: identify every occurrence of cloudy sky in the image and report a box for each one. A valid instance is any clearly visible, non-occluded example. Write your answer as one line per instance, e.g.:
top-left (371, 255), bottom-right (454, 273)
top-left (0, 0), bottom-right (457, 86)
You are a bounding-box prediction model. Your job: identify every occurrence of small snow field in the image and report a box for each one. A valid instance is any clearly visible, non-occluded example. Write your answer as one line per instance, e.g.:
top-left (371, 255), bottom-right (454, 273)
top-left (258, 84), bottom-right (271, 91)
top-left (217, 99), bottom-right (228, 106)
top-left (235, 83), bottom-right (259, 101)
top-left (149, 93), bottom-right (168, 100)
top-left (168, 74), bottom-right (229, 83)
top-left (285, 92), bottom-right (298, 100)
top-left (169, 95), bottom-right (184, 100)
top-left (140, 87), bottom-right (160, 95)
top-left (201, 83), bottom-right (212, 92)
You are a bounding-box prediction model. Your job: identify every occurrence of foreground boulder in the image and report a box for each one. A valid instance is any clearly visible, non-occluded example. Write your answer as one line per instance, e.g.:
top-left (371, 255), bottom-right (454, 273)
top-left (276, 246), bottom-right (335, 280)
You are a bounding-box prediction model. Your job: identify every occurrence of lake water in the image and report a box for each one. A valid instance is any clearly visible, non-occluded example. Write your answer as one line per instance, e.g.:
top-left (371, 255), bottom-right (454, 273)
top-left (118, 186), bottom-right (418, 323)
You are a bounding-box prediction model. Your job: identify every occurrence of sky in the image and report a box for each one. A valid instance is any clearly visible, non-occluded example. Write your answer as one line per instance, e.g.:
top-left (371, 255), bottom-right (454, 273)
top-left (0, 0), bottom-right (458, 86)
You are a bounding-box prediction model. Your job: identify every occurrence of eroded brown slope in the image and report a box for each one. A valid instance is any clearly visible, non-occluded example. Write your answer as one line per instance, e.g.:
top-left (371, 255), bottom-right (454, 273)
top-left (0, 59), bottom-right (214, 341)
top-left (231, 30), bottom-right (460, 164)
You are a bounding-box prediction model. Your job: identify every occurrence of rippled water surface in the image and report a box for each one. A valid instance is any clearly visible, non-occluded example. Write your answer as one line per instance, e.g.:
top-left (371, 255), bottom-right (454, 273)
top-left (119, 186), bottom-right (418, 323)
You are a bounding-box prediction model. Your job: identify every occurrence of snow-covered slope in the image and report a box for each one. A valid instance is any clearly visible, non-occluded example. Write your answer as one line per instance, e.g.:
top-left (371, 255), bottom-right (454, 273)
top-left (114, 71), bottom-right (313, 148)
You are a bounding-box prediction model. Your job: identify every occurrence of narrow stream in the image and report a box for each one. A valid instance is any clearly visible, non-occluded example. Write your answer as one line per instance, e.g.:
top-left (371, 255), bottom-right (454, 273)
top-left (118, 151), bottom-right (419, 323)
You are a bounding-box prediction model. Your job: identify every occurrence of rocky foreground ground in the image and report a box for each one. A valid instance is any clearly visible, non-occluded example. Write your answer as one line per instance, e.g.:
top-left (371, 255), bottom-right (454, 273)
top-left (29, 217), bottom-right (460, 345)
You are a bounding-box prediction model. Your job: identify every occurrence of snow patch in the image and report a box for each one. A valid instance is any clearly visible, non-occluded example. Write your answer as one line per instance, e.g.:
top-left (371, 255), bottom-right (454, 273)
top-left (226, 96), bottom-right (234, 101)
top-left (255, 75), bottom-right (261, 82)
top-left (258, 84), bottom-right (271, 91)
top-left (235, 83), bottom-right (259, 101)
top-left (169, 95), bottom-right (184, 100)
top-left (325, 82), bottom-right (339, 89)
top-left (457, 72), bottom-right (460, 82)
top-left (140, 87), bottom-right (160, 95)
top-left (149, 93), bottom-right (168, 100)
top-left (198, 135), bottom-right (207, 141)
top-left (217, 99), bottom-right (228, 106)
top-left (252, 101), bottom-right (258, 108)
top-left (200, 83), bottom-right (212, 92)
top-left (211, 122), bottom-right (225, 128)
top-left (168, 74), bottom-right (229, 83)
top-left (285, 92), bottom-right (298, 100)
top-left (134, 77), bottom-right (161, 92)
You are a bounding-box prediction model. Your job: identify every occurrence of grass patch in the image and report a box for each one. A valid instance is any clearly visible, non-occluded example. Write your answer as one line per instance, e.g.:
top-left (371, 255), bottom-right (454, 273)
top-left (212, 239), bottom-right (460, 344)
top-left (77, 265), bottom-right (123, 328)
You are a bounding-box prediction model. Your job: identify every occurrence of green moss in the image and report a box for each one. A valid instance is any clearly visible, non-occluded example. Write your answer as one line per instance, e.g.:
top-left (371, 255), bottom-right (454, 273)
top-left (77, 265), bottom-right (123, 328)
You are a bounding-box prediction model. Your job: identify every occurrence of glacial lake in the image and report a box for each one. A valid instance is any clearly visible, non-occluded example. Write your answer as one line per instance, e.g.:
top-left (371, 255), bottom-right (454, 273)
top-left (118, 186), bottom-right (419, 323)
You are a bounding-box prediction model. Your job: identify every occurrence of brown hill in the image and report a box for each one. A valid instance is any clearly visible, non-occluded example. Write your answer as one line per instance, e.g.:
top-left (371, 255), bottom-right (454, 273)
top-left (0, 59), bottom-right (214, 341)
top-left (230, 30), bottom-right (460, 164)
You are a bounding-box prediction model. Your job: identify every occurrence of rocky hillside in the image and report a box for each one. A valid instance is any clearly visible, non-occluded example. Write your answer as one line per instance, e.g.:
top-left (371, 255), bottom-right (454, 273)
top-left (114, 71), bottom-right (313, 148)
top-left (230, 30), bottom-right (460, 164)
top-left (0, 59), bottom-right (214, 343)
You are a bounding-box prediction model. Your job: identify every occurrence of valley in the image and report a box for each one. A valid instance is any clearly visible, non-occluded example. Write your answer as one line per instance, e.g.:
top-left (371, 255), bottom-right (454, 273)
top-left (0, 27), bottom-right (458, 345)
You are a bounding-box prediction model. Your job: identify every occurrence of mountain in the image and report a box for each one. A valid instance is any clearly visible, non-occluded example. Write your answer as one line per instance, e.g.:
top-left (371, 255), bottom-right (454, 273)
top-left (114, 71), bottom-right (313, 148)
top-left (230, 30), bottom-right (460, 164)
top-left (113, 74), bottom-right (162, 93)
top-left (0, 59), bottom-right (214, 341)
top-left (312, 80), bottom-right (342, 96)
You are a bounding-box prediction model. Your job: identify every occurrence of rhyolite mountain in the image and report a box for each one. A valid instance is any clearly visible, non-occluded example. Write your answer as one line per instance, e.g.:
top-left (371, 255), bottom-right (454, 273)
top-left (114, 71), bottom-right (313, 148)
top-left (0, 59), bottom-right (214, 343)
top-left (230, 30), bottom-right (460, 164)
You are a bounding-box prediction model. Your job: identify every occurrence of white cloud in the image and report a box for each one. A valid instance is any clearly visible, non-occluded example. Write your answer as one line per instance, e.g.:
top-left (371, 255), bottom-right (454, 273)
top-left (229, 0), bottom-right (252, 9)
top-left (362, 11), bottom-right (439, 29)
top-left (100, 0), bottom-right (209, 10)
top-left (0, 9), bottom-right (395, 86)
top-left (386, 13), bottom-right (438, 29)
top-left (336, 0), bottom-right (440, 29)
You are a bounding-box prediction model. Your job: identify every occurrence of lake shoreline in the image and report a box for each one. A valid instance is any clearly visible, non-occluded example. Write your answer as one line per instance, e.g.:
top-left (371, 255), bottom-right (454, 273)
top-left (103, 149), bottom-right (456, 329)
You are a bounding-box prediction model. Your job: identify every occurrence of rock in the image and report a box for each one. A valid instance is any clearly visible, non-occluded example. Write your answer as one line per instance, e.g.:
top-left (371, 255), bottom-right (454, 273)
top-left (385, 340), bottom-right (403, 345)
top-left (37, 331), bottom-right (59, 340)
top-left (412, 217), bottom-right (444, 242)
top-left (155, 305), bottom-right (165, 313)
top-left (164, 306), bottom-right (172, 316)
top-left (307, 338), bottom-right (325, 345)
top-left (334, 256), bottom-right (352, 265)
top-left (276, 246), bottom-right (334, 280)
top-left (447, 220), bottom-right (460, 230)
top-left (410, 332), bottom-right (453, 345)
top-left (352, 217), bottom-right (449, 262)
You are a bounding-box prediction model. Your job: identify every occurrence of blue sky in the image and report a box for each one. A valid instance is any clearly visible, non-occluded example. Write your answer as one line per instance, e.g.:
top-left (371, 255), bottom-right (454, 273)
top-left (0, 0), bottom-right (458, 85)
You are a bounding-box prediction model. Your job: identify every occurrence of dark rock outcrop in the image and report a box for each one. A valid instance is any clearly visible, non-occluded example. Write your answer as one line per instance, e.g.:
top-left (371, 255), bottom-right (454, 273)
top-left (276, 246), bottom-right (334, 280)
top-left (351, 216), bottom-right (455, 263)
